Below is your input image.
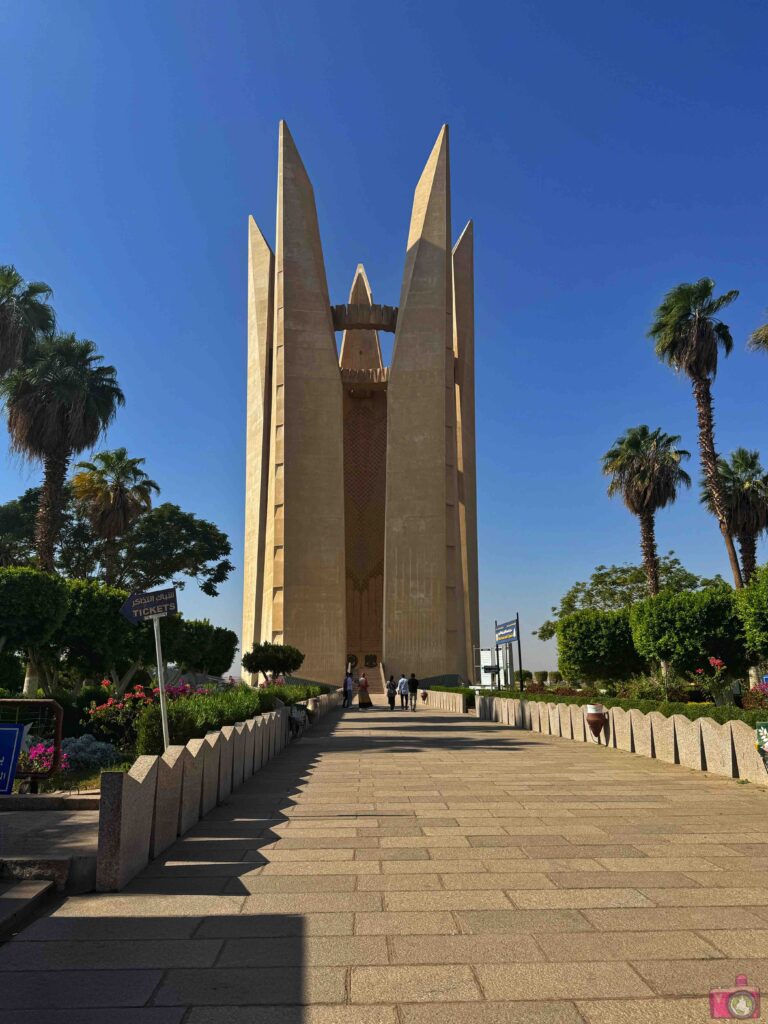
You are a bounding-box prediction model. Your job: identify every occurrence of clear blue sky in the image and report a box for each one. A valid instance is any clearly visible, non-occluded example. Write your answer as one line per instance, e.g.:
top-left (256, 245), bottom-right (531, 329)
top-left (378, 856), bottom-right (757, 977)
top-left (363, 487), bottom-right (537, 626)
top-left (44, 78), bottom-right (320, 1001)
top-left (2, 0), bottom-right (767, 672)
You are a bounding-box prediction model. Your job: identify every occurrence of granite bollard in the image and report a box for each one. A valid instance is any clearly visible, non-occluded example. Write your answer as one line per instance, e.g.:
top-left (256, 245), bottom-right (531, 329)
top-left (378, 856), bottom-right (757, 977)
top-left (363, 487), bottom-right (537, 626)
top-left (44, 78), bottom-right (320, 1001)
top-left (529, 701), bottom-right (541, 732)
top-left (558, 703), bottom-right (573, 740)
top-left (201, 732), bottom-right (222, 815)
top-left (217, 725), bottom-right (236, 802)
top-left (570, 704), bottom-right (586, 742)
top-left (611, 708), bottom-right (633, 752)
top-left (700, 717), bottom-right (736, 778)
top-left (243, 718), bottom-right (256, 781)
top-left (629, 709), bottom-right (653, 759)
top-left (232, 722), bottom-right (247, 788)
top-left (671, 715), bottom-right (703, 771)
top-left (648, 711), bottom-right (676, 764)
top-left (96, 755), bottom-right (158, 891)
top-left (179, 739), bottom-right (205, 835)
top-left (730, 720), bottom-right (768, 786)
top-left (149, 744), bottom-right (185, 859)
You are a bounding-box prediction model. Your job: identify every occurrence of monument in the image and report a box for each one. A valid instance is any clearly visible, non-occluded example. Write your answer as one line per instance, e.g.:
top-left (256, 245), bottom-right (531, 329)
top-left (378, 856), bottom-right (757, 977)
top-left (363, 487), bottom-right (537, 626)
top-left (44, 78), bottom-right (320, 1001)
top-left (242, 122), bottom-right (479, 687)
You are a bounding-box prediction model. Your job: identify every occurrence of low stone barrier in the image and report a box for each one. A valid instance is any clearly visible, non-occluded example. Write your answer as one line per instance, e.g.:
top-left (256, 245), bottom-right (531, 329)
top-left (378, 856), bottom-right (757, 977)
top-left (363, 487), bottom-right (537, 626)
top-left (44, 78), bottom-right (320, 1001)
top-left (424, 690), bottom-right (467, 714)
top-left (96, 689), bottom-right (342, 892)
top-left (475, 695), bottom-right (767, 790)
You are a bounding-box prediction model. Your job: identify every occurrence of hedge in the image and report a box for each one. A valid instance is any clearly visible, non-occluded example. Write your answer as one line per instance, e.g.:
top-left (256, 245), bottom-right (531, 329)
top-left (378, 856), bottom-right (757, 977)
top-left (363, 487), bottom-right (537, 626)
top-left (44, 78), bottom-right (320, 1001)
top-left (135, 683), bottom-right (324, 754)
top-left (487, 689), bottom-right (767, 728)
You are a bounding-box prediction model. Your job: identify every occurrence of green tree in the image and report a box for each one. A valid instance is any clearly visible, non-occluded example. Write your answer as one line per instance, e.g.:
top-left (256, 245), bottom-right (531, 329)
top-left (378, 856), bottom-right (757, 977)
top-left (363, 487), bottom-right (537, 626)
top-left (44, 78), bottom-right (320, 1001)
top-left (0, 265), bottom-right (55, 376)
top-left (602, 426), bottom-right (691, 595)
top-left (630, 587), bottom-right (748, 677)
top-left (0, 567), bottom-right (70, 696)
top-left (736, 564), bottom-right (768, 659)
top-left (71, 448), bottom-right (159, 585)
top-left (533, 671), bottom-right (548, 685)
top-left (557, 608), bottom-right (644, 682)
top-left (0, 488), bottom-right (38, 567)
top-left (242, 642), bottom-right (305, 682)
top-left (648, 278), bottom-right (743, 587)
top-left (535, 554), bottom-right (722, 641)
top-left (0, 334), bottom-right (124, 571)
top-left (176, 619), bottom-right (238, 677)
top-left (701, 449), bottom-right (768, 585)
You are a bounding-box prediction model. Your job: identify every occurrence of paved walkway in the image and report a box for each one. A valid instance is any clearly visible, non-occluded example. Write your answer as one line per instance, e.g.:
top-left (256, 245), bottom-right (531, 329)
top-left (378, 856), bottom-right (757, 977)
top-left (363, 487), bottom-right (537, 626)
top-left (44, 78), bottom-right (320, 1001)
top-left (2, 704), bottom-right (768, 1023)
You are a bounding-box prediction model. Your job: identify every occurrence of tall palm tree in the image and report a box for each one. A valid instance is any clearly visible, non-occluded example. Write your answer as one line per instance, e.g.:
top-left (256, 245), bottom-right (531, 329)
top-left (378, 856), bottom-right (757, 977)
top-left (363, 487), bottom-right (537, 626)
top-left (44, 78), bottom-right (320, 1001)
top-left (71, 448), bottom-right (159, 584)
top-left (648, 278), bottom-right (743, 587)
top-left (701, 448), bottom-right (768, 584)
top-left (0, 333), bottom-right (124, 571)
top-left (747, 314), bottom-right (768, 354)
top-left (602, 426), bottom-right (691, 595)
top-left (0, 265), bottom-right (56, 375)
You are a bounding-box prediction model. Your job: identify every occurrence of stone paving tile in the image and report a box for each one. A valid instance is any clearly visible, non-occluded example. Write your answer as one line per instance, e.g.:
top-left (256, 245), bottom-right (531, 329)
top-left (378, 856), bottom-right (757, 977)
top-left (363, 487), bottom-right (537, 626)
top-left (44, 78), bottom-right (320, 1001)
top-left (12, 916), bottom-right (202, 941)
top-left (456, 909), bottom-right (595, 933)
top-left (441, 872), bottom-right (555, 890)
top-left (474, 961), bottom-right (652, 1000)
top-left (398, 1003), bottom-right (585, 1024)
top-left (632, 957), bottom-right (768, 996)
top-left (357, 874), bottom-right (443, 891)
top-left (195, 913), bottom-right (354, 937)
top-left (154, 967), bottom-right (347, 1005)
top-left (0, 970), bottom-right (163, 1008)
top-left (354, 911), bottom-right (458, 934)
top-left (241, 892), bottom-right (381, 913)
top-left (390, 934), bottom-right (545, 964)
top-left (0, 938), bottom-right (222, 969)
top-left (217, 935), bottom-right (388, 966)
top-left (350, 965), bottom-right (480, 1003)
top-left (583, 906), bottom-right (767, 930)
top-left (383, 890), bottom-right (513, 911)
top-left (575, 997), bottom-right (714, 1022)
top-left (0, 1013), bottom-right (185, 1024)
top-left (509, 888), bottom-right (653, 909)
top-left (699, 929), bottom-right (768, 956)
top-left (638, 886), bottom-right (768, 906)
top-left (546, 871), bottom-right (699, 889)
top-left (536, 930), bottom-right (722, 961)
top-left (186, 1009), bottom-right (398, 1024)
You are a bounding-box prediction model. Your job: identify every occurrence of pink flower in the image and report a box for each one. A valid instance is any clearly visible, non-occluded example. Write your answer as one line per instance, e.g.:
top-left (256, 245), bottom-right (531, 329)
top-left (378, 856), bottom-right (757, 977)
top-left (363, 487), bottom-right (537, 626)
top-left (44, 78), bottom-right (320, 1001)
top-left (695, 668), bottom-right (704, 675)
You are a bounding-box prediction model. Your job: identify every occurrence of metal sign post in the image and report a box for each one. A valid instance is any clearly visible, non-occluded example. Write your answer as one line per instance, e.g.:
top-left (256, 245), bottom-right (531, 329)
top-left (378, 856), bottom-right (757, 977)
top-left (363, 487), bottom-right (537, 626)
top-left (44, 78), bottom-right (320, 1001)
top-left (152, 615), bottom-right (170, 750)
top-left (120, 587), bottom-right (178, 751)
top-left (516, 612), bottom-right (524, 692)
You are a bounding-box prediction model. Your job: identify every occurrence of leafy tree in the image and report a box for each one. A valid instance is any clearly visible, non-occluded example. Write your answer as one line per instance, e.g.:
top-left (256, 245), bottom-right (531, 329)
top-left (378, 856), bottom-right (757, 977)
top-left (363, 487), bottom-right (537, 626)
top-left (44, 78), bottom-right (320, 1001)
top-left (602, 426), bottom-right (691, 595)
top-left (0, 264), bottom-right (55, 376)
top-left (701, 449), bottom-right (768, 585)
top-left (0, 490), bottom-right (233, 599)
top-left (0, 567), bottom-right (71, 696)
top-left (737, 565), bottom-right (768, 659)
top-left (513, 669), bottom-right (533, 683)
top-left (630, 587), bottom-right (748, 677)
top-left (0, 334), bottom-right (124, 571)
top-left (535, 553), bottom-right (722, 640)
top-left (648, 278), bottom-right (743, 587)
top-left (176, 619), bottom-right (238, 676)
top-left (72, 448), bottom-right (159, 585)
top-left (557, 608), bottom-right (644, 682)
top-left (115, 503), bottom-right (233, 597)
top-left (242, 642), bottom-right (305, 682)
top-left (548, 670), bottom-right (563, 685)
top-left (747, 314), bottom-right (768, 354)
top-left (533, 671), bottom-right (548, 685)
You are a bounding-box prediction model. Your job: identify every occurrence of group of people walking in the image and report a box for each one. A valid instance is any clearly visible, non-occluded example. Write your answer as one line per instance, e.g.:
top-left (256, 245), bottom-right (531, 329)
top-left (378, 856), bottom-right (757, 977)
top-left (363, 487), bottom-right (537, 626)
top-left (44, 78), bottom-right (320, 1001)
top-left (387, 673), bottom-right (420, 711)
top-left (340, 670), bottom-right (423, 710)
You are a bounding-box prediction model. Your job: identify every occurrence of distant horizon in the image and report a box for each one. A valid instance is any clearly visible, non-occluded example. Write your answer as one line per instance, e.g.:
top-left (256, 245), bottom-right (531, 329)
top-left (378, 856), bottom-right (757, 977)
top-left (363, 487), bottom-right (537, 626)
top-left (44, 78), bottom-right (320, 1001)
top-left (3, 1), bottom-right (767, 677)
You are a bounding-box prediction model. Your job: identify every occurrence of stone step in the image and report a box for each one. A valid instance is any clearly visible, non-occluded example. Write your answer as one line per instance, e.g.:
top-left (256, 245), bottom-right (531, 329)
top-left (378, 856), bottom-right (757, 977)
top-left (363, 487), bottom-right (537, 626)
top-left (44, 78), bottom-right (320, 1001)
top-left (0, 856), bottom-right (97, 895)
top-left (0, 880), bottom-right (55, 939)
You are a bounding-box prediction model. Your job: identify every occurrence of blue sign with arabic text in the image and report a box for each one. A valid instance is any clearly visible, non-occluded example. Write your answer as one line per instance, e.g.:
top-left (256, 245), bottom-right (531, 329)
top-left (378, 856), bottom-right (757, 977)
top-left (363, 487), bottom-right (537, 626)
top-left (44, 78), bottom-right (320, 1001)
top-left (495, 619), bottom-right (518, 644)
top-left (0, 723), bottom-right (27, 795)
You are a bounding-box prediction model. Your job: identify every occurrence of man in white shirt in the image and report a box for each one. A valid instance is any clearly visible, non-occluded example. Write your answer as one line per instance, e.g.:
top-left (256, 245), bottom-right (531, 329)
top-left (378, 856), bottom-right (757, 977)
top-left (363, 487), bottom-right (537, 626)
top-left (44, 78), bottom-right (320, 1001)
top-left (397, 674), bottom-right (409, 710)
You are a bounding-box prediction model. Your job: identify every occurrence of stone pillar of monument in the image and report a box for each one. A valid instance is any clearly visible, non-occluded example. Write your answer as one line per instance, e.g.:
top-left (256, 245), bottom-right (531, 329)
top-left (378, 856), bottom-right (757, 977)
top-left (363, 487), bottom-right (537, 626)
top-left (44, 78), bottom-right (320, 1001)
top-left (260, 121), bottom-right (346, 685)
top-left (340, 266), bottom-right (387, 676)
top-left (453, 221), bottom-right (480, 681)
top-left (383, 126), bottom-right (466, 680)
top-left (241, 218), bottom-right (274, 680)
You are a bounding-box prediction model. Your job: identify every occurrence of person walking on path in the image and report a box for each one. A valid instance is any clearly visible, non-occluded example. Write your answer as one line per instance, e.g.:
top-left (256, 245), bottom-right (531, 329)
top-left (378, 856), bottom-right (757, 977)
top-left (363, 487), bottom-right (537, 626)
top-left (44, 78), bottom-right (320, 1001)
top-left (358, 672), bottom-right (372, 709)
top-left (342, 672), bottom-right (354, 708)
top-left (408, 672), bottom-right (419, 711)
top-left (386, 675), bottom-right (397, 711)
top-left (397, 673), bottom-right (409, 710)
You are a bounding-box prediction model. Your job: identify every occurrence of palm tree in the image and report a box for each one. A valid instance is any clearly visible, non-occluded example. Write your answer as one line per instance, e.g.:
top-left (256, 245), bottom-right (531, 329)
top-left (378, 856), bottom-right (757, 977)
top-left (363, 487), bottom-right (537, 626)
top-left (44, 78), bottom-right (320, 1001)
top-left (701, 448), bottom-right (768, 584)
top-left (0, 333), bottom-right (124, 571)
top-left (71, 448), bottom-right (159, 584)
top-left (603, 426), bottom-right (691, 595)
top-left (648, 278), bottom-right (743, 587)
top-left (747, 314), bottom-right (768, 354)
top-left (0, 265), bottom-right (56, 375)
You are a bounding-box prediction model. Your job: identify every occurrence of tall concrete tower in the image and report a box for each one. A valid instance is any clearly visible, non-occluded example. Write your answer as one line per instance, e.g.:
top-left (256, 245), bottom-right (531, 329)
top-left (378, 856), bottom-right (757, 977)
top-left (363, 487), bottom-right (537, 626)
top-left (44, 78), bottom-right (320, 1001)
top-left (242, 122), bottom-right (478, 686)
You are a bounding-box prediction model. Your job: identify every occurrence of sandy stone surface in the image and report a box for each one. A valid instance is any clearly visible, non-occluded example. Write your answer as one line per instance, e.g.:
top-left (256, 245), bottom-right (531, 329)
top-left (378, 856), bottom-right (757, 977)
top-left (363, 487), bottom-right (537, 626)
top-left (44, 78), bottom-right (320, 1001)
top-left (5, 704), bottom-right (768, 1021)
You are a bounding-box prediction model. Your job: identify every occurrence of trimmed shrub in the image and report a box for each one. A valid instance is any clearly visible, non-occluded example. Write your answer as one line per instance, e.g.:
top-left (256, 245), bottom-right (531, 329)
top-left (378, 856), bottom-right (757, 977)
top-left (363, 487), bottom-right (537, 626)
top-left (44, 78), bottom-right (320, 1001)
top-left (514, 670), bottom-right (533, 683)
top-left (737, 565), bottom-right (768, 659)
top-left (631, 587), bottom-right (748, 676)
top-left (549, 671), bottom-right (563, 685)
top-left (430, 685), bottom-right (476, 709)
top-left (557, 608), bottom-right (644, 682)
top-left (60, 734), bottom-right (122, 771)
top-left (533, 671), bottom-right (548, 686)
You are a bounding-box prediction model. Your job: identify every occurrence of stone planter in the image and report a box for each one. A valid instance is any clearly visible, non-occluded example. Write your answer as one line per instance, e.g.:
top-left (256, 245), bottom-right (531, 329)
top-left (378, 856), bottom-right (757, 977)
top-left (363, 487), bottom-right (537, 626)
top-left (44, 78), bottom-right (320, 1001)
top-left (585, 704), bottom-right (608, 742)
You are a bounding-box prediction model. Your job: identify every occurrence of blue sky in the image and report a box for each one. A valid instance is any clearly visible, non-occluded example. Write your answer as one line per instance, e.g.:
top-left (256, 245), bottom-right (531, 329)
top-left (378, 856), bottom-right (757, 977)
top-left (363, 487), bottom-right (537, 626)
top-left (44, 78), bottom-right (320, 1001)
top-left (2, 0), bottom-right (767, 672)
